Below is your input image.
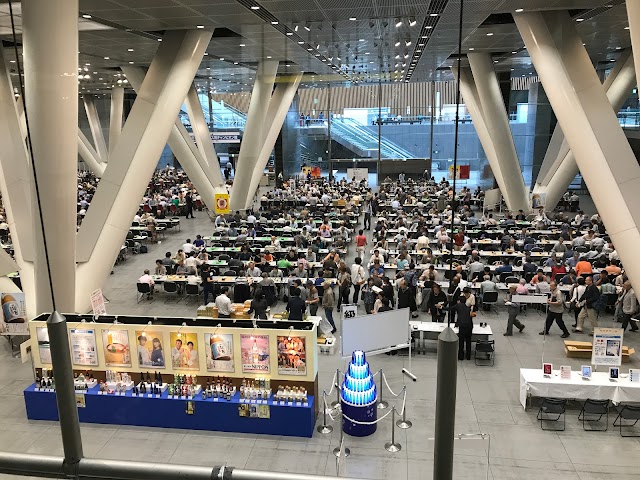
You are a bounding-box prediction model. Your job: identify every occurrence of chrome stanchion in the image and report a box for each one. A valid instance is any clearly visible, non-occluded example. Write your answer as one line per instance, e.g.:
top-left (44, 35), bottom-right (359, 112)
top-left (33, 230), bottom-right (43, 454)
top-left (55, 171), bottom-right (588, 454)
top-left (317, 393), bottom-right (334, 434)
top-left (331, 368), bottom-right (340, 409)
top-left (378, 370), bottom-right (389, 410)
top-left (333, 414), bottom-right (351, 458)
top-left (396, 402), bottom-right (413, 429)
top-left (384, 407), bottom-right (402, 452)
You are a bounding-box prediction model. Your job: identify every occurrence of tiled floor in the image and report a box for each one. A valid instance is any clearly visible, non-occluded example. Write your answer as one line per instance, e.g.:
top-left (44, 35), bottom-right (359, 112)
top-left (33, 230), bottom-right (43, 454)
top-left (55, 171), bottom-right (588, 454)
top-left (2, 197), bottom-right (640, 479)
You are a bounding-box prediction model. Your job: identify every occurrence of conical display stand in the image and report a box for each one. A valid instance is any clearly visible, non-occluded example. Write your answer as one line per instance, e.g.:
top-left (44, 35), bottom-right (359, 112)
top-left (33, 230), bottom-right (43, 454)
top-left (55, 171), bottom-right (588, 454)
top-left (340, 350), bottom-right (378, 437)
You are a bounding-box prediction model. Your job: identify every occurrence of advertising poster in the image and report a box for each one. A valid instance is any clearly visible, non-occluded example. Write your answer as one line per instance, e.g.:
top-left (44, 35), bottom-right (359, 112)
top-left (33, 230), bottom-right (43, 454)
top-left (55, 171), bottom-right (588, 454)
top-left (592, 327), bottom-right (624, 366)
top-left (135, 330), bottom-right (165, 368)
top-left (204, 333), bottom-right (234, 372)
top-left (240, 334), bottom-right (270, 373)
top-left (36, 327), bottom-right (51, 364)
top-left (169, 332), bottom-right (200, 370)
top-left (1, 292), bottom-right (27, 334)
top-left (101, 330), bottom-right (131, 367)
top-left (214, 193), bottom-right (230, 214)
top-left (69, 329), bottom-right (98, 366)
top-left (277, 336), bottom-right (307, 376)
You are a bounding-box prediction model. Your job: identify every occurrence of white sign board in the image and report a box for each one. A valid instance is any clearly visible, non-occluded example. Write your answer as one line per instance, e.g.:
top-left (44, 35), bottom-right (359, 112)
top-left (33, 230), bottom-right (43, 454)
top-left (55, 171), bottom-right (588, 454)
top-left (483, 188), bottom-right (502, 211)
top-left (90, 289), bottom-right (107, 316)
top-left (341, 307), bottom-right (410, 357)
top-left (346, 168), bottom-right (368, 183)
top-left (341, 304), bottom-right (358, 322)
top-left (592, 327), bottom-right (624, 367)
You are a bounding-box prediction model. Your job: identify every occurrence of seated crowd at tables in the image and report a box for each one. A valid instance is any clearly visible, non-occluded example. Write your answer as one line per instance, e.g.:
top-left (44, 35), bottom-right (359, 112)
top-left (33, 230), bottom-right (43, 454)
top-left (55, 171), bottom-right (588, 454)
top-left (138, 175), bottom-right (638, 341)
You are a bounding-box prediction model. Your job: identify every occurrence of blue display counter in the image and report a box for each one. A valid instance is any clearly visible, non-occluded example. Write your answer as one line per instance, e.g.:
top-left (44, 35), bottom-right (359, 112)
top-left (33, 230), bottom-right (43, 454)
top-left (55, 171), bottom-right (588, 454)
top-left (24, 384), bottom-right (315, 438)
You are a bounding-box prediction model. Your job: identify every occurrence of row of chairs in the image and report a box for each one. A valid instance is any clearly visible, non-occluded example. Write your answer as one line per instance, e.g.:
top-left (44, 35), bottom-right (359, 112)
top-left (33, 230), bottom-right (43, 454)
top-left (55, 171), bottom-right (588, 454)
top-left (538, 398), bottom-right (640, 436)
top-left (136, 282), bottom-right (200, 304)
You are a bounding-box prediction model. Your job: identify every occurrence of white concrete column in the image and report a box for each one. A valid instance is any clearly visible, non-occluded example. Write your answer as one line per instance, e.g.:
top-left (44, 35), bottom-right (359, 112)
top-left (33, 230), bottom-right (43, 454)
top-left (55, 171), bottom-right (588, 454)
top-left (23, 0), bottom-right (78, 313)
top-left (185, 86), bottom-right (225, 188)
top-left (109, 87), bottom-right (124, 157)
top-left (467, 53), bottom-right (529, 212)
top-left (245, 73), bottom-right (303, 209)
top-left (75, 29), bottom-right (211, 313)
top-left (78, 129), bottom-right (106, 177)
top-left (516, 11), bottom-right (640, 292)
top-left (230, 60), bottom-right (279, 211)
top-left (83, 95), bottom-right (108, 162)
top-left (451, 66), bottom-right (505, 199)
top-left (125, 66), bottom-right (224, 212)
top-left (535, 50), bottom-right (636, 209)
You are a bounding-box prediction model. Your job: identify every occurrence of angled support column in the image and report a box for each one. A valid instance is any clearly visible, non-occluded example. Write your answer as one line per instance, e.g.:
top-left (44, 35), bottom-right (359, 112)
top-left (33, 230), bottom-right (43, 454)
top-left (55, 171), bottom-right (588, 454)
top-left (109, 86), bottom-right (124, 156)
top-left (78, 129), bottom-right (106, 177)
top-left (245, 73), bottom-right (303, 209)
top-left (83, 95), bottom-right (108, 162)
top-left (23, 0), bottom-right (78, 313)
top-left (75, 29), bottom-right (211, 313)
top-left (230, 60), bottom-right (279, 211)
top-left (534, 49), bottom-right (636, 209)
top-left (185, 86), bottom-right (225, 188)
top-left (125, 67), bottom-right (225, 212)
top-left (466, 53), bottom-right (530, 212)
top-left (516, 11), bottom-right (640, 292)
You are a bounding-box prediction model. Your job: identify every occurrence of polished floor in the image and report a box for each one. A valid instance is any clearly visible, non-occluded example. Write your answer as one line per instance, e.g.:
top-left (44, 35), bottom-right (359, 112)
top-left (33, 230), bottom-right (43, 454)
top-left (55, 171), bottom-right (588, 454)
top-left (2, 197), bottom-right (640, 479)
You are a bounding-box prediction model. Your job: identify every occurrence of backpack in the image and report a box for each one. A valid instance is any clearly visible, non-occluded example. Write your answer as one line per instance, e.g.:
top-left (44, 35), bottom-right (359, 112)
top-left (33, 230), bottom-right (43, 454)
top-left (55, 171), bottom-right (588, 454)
top-left (592, 292), bottom-right (607, 313)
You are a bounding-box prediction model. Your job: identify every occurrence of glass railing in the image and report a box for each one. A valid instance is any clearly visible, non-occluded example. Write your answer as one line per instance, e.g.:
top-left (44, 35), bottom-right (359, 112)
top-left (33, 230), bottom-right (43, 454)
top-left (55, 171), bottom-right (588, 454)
top-left (618, 110), bottom-right (640, 129)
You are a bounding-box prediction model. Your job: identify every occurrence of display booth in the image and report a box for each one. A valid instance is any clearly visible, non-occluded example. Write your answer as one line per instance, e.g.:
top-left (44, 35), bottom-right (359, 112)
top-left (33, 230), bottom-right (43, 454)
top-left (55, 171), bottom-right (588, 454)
top-left (24, 314), bottom-right (319, 437)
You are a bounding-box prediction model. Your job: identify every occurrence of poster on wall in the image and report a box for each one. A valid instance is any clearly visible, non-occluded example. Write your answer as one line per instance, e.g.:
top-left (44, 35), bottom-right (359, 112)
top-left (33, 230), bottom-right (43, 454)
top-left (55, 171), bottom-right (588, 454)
top-left (134, 330), bottom-right (165, 368)
top-left (169, 332), bottom-right (200, 370)
top-left (277, 336), bottom-right (307, 376)
top-left (592, 327), bottom-right (624, 367)
top-left (448, 165), bottom-right (470, 180)
top-left (204, 333), bottom-right (235, 372)
top-left (240, 334), bottom-right (270, 373)
top-left (101, 330), bottom-right (131, 367)
top-left (36, 327), bottom-right (51, 364)
top-left (69, 329), bottom-right (98, 366)
top-left (531, 192), bottom-right (547, 209)
top-left (1, 293), bottom-right (27, 334)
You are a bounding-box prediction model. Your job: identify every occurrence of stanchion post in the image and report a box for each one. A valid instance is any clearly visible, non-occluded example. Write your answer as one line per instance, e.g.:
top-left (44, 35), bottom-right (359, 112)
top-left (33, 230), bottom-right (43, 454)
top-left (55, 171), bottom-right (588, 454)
top-left (377, 370), bottom-right (388, 410)
top-left (396, 399), bottom-right (412, 429)
top-left (384, 407), bottom-right (402, 452)
top-left (331, 368), bottom-right (340, 408)
top-left (317, 393), bottom-right (334, 434)
top-left (332, 413), bottom-right (351, 458)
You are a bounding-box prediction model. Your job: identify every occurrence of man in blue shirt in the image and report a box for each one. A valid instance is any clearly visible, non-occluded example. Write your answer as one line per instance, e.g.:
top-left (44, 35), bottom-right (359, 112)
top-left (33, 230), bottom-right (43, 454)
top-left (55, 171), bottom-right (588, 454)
top-left (495, 259), bottom-right (513, 275)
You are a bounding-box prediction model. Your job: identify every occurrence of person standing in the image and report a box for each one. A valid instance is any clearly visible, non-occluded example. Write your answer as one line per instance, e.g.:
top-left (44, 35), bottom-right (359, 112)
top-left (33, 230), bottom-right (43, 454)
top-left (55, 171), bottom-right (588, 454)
top-left (574, 276), bottom-right (600, 334)
top-left (321, 281), bottom-right (337, 333)
top-left (201, 265), bottom-right (214, 305)
top-left (351, 257), bottom-right (366, 304)
top-left (504, 285), bottom-right (525, 336)
top-left (286, 288), bottom-right (306, 320)
top-left (363, 200), bottom-right (372, 231)
top-left (355, 230), bottom-right (368, 260)
top-left (248, 292), bottom-right (269, 320)
top-left (454, 299), bottom-right (474, 361)
top-left (539, 282), bottom-right (570, 338)
top-left (617, 280), bottom-right (639, 332)
top-left (306, 280), bottom-right (320, 316)
top-left (185, 191), bottom-right (195, 219)
top-left (336, 265), bottom-right (351, 311)
top-left (215, 287), bottom-right (232, 318)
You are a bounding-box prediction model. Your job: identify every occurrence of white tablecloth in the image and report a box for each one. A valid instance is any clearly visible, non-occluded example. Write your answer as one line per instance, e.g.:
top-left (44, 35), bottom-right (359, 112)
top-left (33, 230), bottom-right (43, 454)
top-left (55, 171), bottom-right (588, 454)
top-left (519, 368), bottom-right (640, 408)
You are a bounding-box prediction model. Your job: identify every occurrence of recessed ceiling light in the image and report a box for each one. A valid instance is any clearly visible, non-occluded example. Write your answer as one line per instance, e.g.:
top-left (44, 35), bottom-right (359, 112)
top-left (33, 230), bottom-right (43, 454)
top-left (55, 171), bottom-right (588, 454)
top-left (421, 35), bottom-right (428, 38)
top-left (625, 26), bottom-right (630, 30)
top-left (220, 57), bottom-right (224, 60)
top-left (286, 32), bottom-right (293, 35)
top-left (395, 41), bottom-right (401, 47)
top-left (271, 21), bottom-right (278, 25)
top-left (405, 40), bottom-right (411, 46)
top-left (349, 17), bottom-right (357, 21)
top-left (104, 56), bottom-right (110, 60)
top-left (82, 14), bottom-right (92, 19)
top-left (286, 64), bottom-right (291, 66)
top-left (469, 47), bottom-right (475, 51)
top-left (298, 41), bottom-right (304, 44)
top-left (129, 61), bottom-right (134, 64)
top-left (204, 52), bottom-right (208, 55)
top-left (267, 55), bottom-right (272, 58)
top-left (493, 60), bottom-right (498, 63)
top-left (127, 48), bottom-right (134, 51)
top-left (251, 5), bottom-right (260, 9)
top-left (239, 43), bottom-right (245, 47)
top-left (486, 33), bottom-right (493, 36)
top-left (234, 61), bottom-right (238, 64)
top-left (425, 26), bottom-right (433, 29)
top-left (616, 46), bottom-right (622, 49)
top-left (197, 25), bottom-right (204, 29)
top-left (395, 19), bottom-right (403, 27)
top-left (576, 18), bottom-right (584, 22)
top-left (308, 48), bottom-right (313, 51)
top-left (429, 13), bottom-right (438, 17)
top-left (158, 38), bottom-right (162, 42)
top-left (515, 8), bottom-right (524, 13)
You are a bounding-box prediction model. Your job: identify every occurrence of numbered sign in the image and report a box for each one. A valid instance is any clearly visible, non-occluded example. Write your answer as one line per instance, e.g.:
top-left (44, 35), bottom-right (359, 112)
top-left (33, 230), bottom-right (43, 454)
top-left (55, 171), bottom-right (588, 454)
top-left (341, 304), bottom-right (358, 321)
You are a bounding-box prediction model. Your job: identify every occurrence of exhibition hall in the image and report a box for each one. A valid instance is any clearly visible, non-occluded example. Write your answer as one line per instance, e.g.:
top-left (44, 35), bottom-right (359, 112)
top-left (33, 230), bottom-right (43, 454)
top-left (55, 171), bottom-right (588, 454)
top-left (1, 0), bottom-right (640, 479)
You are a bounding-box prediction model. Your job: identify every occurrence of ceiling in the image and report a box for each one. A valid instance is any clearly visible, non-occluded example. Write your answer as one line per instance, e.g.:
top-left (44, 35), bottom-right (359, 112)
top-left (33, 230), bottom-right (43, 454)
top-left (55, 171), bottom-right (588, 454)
top-left (0, 0), bottom-right (633, 95)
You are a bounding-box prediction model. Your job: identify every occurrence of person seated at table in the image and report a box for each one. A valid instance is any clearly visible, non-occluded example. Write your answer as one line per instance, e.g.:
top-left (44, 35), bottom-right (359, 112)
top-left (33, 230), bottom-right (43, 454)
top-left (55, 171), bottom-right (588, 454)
top-left (560, 269), bottom-right (577, 286)
top-left (416, 231), bottom-right (430, 250)
top-left (420, 265), bottom-right (438, 283)
top-left (238, 245), bottom-right (253, 261)
top-left (246, 261), bottom-right (262, 278)
top-left (515, 210), bottom-right (526, 221)
top-left (535, 274), bottom-right (551, 295)
top-left (484, 213), bottom-right (498, 227)
top-left (184, 252), bottom-right (201, 275)
top-left (396, 252), bottom-right (410, 270)
top-left (480, 273), bottom-right (497, 297)
top-left (495, 258), bottom-right (513, 275)
top-left (514, 278), bottom-right (528, 295)
top-left (522, 255), bottom-right (537, 275)
top-left (193, 234), bottom-right (205, 249)
top-left (161, 251), bottom-right (175, 270)
top-left (551, 239), bottom-right (567, 255)
top-left (262, 250), bottom-right (274, 264)
top-left (575, 256), bottom-right (593, 277)
top-left (291, 262), bottom-right (308, 279)
top-left (175, 260), bottom-right (188, 276)
top-left (467, 212), bottom-right (479, 227)
top-left (138, 269), bottom-right (155, 298)
top-left (551, 258), bottom-right (567, 281)
top-left (530, 269), bottom-right (546, 284)
top-left (155, 259), bottom-right (166, 276)
top-left (214, 214), bottom-right (227, 228)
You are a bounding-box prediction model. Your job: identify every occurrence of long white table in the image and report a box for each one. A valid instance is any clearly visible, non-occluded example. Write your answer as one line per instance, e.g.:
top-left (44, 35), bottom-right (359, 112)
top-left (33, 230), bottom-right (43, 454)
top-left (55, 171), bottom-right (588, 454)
top-left (519, 368), bottom-right (640, 409)
top-left (410, 321), bottom-right (493, 354)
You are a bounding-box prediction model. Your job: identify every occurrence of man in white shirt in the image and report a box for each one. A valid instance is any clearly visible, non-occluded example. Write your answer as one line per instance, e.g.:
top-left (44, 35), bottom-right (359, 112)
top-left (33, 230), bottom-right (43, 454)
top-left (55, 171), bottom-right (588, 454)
top-left (215, 287), bottom-right (232, 318)
top-left (246, 261), bottom-right (262, 277)
top-left (182, 240), bottom-right (196, 255)
top-left (184, 253), bottom-right (201, 274)
top-left (133, 213), bottom-right (142, 224)
top-left (416, 233), bottom-right (430, 250)
top-left (247, 212), bottom-right (257, 224)
top-left (138, 269), bottom-right (155, 297)
top-left (391, 199), bottom-right (400, 210)
top-left (321, 193), bottom-right (331, 205)
top-left (350, 257), bottom-right (366, 304)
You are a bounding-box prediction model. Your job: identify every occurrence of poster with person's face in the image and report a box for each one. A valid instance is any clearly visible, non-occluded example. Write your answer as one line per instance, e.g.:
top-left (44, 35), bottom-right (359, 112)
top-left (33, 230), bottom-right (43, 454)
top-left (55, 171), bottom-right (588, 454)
top-left (36, 327), bottom-right (51, 364)
top-left (169, 332), bottom-right (200, 370)
top-left (277, 335), bottom-right (307, 376)
top-left (240, 334), bottom-right (270, 373)
top-left (102, 330), bottom-right (131, 367)
top-left (135, 330), bottom-right (165, 368)
top-left (69, 329), bottom-right (98, 366)
top-left (204, 333), bottom-right (234, 372)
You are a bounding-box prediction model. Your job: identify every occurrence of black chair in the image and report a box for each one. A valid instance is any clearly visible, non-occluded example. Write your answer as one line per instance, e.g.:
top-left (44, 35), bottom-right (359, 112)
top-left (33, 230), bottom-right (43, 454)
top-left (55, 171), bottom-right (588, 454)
top-left (163, 281), bottom-right (181, 303)
top-left (481, 291), bottom-right (499, 313)
top-left (613, 405), bottom-right (640, 437)
top-left (185, 284), bottom-right (200, 305)
top-left (524, 272), bottom-right (536, 283)
top-left (136, 283), bottom-right (153, 303)
top-left (474, 340), bottom-right (495, 366)
top-left (219, 254), bottom-right (231, 262)
top-left (223, 270), bottom-right (237, 276)
top-left (504, 276), bottom-right (519, 285)
top-left (537, 398), bottom-right (567, 431)
top-left (578, 399), bottom-right (609, 431)
top-left (499, 272), bottom-right (512, 283)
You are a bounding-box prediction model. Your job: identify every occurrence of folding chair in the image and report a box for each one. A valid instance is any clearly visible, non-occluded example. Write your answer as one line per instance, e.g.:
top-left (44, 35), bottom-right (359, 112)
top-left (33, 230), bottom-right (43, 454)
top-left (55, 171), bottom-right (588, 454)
top-left (136, 283), bottom-right (153, 303)
top-left (184, 284), bottom-right (200, 305)
top-left (537, 398), bottom-right (567, 431)
top-left (481, 291), bottom-right (499, 314)
top-left (163, 281), bottom-right (181, 303)
top-left (474, 339), bottom-right (495, 366)
top-left (578, 399), bottom-right (609, 431)
top-left (613, 405), bottom-right (640, 437)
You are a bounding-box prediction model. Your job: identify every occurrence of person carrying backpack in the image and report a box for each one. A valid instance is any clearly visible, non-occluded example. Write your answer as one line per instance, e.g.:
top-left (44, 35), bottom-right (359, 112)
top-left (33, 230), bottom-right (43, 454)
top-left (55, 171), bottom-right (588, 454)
top-left (574, 276), bottom-right (600, 335)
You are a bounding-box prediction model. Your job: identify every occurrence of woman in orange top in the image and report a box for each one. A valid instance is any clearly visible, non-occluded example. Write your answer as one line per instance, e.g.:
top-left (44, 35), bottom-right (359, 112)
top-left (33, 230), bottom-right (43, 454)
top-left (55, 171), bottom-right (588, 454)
top-left (575, 258), bottom-right (593, 277)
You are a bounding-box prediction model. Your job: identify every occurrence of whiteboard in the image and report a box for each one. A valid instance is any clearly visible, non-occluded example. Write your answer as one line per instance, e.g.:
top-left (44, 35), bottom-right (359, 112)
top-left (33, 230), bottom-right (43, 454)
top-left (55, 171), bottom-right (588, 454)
top-left (346, 168), bottom-right (368, 183)
top-left (341, 308), bottom-right (410, 357)
top-left (483, 188), bottom-right (502, 211)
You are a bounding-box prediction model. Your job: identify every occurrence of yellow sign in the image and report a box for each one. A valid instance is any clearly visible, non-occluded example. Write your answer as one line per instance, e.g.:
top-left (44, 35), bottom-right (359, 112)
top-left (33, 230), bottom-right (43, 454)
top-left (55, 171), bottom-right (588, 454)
top-left (214, 193), bottom-right (230, 214)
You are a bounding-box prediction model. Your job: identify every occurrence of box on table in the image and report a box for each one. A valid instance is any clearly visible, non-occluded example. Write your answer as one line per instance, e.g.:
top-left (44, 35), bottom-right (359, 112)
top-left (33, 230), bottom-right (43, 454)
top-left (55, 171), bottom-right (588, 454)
top-left (564, 340), bottom-right (635, 363)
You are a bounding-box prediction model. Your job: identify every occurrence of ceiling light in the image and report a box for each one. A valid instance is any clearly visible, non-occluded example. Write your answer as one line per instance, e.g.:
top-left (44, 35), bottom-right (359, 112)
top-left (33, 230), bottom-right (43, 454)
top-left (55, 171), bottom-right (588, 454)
top-left (298, 41), bottom-right (304, 44)
top-left (493, 60), bottom-right (498, 63)
top-left (576, 18), bottom-right (584, 22)
top-left (158, 38), bottom-right (162, 42)
top-left (251, 5), bottom-right (260, 9)
top-left (9, 60), bottom-right (15, 63)
top-left (127, 48), bottom-right (134, 51)
top-left (416, 50), bottom-right (422, 53)
top-left (511, 51), bottom-right (517, 54)
top-left (349, 17), bottom-right (357, 21)
top-left (409, 17), bottom-right (417, 26)
top-left (515, 8), bottom-right (524, 13)
top-left (239, 43), bottom-right (245, 46)
top-left (405, 40), bottom-right (411, 46)
top-left (616, 46), bottom-right (622, 49)
top-left (307, 48), bottom-right (313, 51)
top-left (359, 38), bottom-right (365, 41)
top-left (421, 35), bottom-right (428, 38)
top-left (395, 19), bottom-right (403, 27)
top-left (271, 21), bottom-right (278, 25)
top-left (429, 13), bottom-right (438, 17)
top-left (220, 57), bottom-right (224, 60)
top-left (104, 56), bottom-right (110, 60)
top-left (486, 33), bottom-right (493, 36)
top-left (395, 41), bottom-right (401, 47)
top-left (234, 61), bottom-right (238, 64)
top-left (286, 32), bottom-right (293, 35)
top-left (128, 61), bottom-right (134, 64)
top-left (294, 25), bottom-right (299, 31)
top-left (425, 26), bottom-right (433, 29)
top-left (468, 47), bottom-right (475, 51)
top-left (267, 55), bottom-right (272, 58)
top-left (286, 63), bottom-right (291, 66)
top-left (625, 26), bottom-right (630, 30)
top-left (197, 25), bottom-right (204, 28)
top-left (404, 54), bottom-right (408, 58)
top-left (82, 14), bottom-right (92, 19)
